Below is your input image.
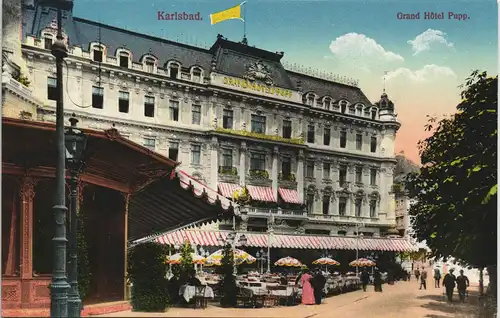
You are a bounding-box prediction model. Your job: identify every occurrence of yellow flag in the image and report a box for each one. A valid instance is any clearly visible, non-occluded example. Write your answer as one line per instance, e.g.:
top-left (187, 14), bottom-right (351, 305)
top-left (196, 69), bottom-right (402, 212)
top-left (210, 1), bottom-right (246, 25)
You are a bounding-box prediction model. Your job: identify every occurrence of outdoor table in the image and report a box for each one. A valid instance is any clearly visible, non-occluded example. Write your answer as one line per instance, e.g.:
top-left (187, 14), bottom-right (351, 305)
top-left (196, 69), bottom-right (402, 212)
top-left (179, 284), bottom-right (215, 303)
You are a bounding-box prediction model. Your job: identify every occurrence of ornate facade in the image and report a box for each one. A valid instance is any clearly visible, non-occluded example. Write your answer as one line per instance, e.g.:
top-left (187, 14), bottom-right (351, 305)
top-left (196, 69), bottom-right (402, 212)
top-left (15, 2), bottom-right (400, 239)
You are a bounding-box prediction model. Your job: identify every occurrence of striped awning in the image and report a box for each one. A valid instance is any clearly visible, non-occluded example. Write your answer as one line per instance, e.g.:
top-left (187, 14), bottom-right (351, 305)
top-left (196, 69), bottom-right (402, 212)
top-left (155, 229), bottom-right (419, 252)
top-left (278, 188), bottom-right (302, 204)
top-left (218, 182), bottom-right (241, 198)
top-left (247, 185), bottom-right (277, 203)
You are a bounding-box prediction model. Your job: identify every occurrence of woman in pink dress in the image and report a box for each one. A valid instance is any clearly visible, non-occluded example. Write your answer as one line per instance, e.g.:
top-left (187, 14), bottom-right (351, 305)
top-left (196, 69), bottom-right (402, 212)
top-left (300, 269), bottom-right (315, 305)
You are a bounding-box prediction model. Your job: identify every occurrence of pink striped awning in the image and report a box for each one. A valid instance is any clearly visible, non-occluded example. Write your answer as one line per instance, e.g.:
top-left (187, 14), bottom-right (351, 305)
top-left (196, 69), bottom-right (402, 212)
top-left (278, 188), bottom-right (302, 204)
top-left (247, 185), bottom-right (277, 203)
top-left (218, 182), bottom-right (241, 198)
top-left (155, 229), bottom-right (418, 252)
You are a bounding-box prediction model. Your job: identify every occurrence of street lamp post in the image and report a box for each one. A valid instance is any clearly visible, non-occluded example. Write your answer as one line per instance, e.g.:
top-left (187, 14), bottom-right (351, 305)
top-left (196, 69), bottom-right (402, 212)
top-left (218, 232), bottom-right (247, 275)
top-left (40, 0), bottom-right (73, 316)
top-left (355, 223), bottom-right (365, 276)
top-left (65, 115), bottom-right (88, 317)
top-left (256, 249), bottom-right (267, 274)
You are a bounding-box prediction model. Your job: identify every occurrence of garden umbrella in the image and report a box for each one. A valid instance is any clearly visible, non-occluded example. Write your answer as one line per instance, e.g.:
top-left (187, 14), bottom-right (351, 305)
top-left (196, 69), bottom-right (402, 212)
top-left (274, 256), bottom-right (303, 267)
top-left (349, 258), bottom-right (376, 267)
top-left (167, 252), bottom-right (205, 265)
top-left (312, 257), bottom-right (340, 266)
top-left (206, 248), bottom-right (256, 265)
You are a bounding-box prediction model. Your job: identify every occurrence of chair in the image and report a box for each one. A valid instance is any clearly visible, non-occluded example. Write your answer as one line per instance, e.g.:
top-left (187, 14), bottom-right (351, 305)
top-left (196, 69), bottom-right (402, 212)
top-left (193, 286), bottom-right (208, 309)
top-left (236, 288), bottom-right (254, 308)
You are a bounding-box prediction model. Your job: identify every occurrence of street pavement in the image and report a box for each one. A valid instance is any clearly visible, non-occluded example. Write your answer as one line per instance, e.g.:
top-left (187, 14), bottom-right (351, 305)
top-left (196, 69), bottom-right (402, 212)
top-left (94, 280), bottom-right (492, 317)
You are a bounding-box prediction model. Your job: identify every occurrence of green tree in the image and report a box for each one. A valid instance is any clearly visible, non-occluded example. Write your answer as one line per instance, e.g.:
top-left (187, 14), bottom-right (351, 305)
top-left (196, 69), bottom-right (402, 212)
top-left (219, 244), bottom-right (237, 307)
top-left (179, 240), bottom-right (194, 280)
top-left (406, 71), bottom-right (497, 294)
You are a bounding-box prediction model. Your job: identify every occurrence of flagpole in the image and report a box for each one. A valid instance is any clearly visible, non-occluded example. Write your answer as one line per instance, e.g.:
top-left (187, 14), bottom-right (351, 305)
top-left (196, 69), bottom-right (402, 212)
top-left (241, 1), bottom-right (247, 44)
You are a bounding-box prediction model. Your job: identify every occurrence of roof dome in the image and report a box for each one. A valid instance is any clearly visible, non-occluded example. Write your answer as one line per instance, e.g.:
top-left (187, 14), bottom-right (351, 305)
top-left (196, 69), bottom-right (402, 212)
top-left (375, 91), bottom-right (394, 112)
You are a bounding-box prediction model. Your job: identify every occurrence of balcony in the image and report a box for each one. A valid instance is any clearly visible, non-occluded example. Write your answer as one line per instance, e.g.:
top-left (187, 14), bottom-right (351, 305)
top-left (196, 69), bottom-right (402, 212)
top-left (215, 127), bottom-right (304, 145)
top-left (247, 207), bottom-right (307, 219)
top-left (307, 214), bottom-right (394, 227)
top-left (278, 173), bottom-right (297, 189)
top-left (248, 169), bottom-right (271, 186)
top-left (218, 166), bottom-right (238, 183)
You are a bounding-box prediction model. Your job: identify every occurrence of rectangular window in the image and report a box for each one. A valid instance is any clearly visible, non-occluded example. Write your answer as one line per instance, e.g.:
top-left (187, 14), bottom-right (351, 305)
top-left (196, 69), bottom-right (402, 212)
top-left (47, 77), bottom-right (57, 101)
top-left (322, 196), bottom-right (330, 215)
top-left (307, 124), bottom-right (315, 143)
top-left (340, 130), bottom-right (347, 148)
top-left (93, 49), bottom-right (103, 62)
top-left (143, 138), bottom-right (155, 151)
top-left (221, 148), bottom-right (233, 167)
top-left (145, 59), bottom-right (155, 73)
top-left (223, 109), bottom-right (233, 129)
top-left (355, 166), bottom-right (363, 184)
top-left (370, 137), bottom-right (377, 153)
top-left (323, 128), bottom-right (331, 146)
top-left (339, 165), bottom-right (347, 186)
top-left (356, 133), bottom-right (363, 150)
top-left (371, 109), bottom-right (377, 120)
top-left (144, 96), bottom-right (155, 117)
top-left (191, 145), bottom-right (201, 165)
top-left (306, 162), bottom-right (314, 178)
top-left (370, 168), bottom-right (377, 186)
top-left (307, 194), bottom-right (315, 214)
top-left (370, 200), bottom-right (377, 217)
top-left (355, 200), bottom-right (362, 217)
top-left (169, 100), bottom-right (179, 121)
top-left (168, 142), bottom-right (179, 161)
top-left (91, 86), bottom-right (104, 109)
top-left (119, 54), bottom-right (129, 67)
top-left (282, 120), bottom-right (292, 139)
top-left (192, 105), bottom-right (201, 125)
top-left (169, 65), bottom-right (179, 79)
top-left (323, 162), bottom-right (330, 179)
top-left (281, 157), bottom-right (291, 177)
top-left (251, 115), bottom-right (266, 134)
top-left (44, 37), bottom-right (52, 50)
top-left (118, 91), bottom-right (129, 113)
top-left (338, 198), bottom-right (347, 216)
top-left (250, 153), bottom-right (266, 171)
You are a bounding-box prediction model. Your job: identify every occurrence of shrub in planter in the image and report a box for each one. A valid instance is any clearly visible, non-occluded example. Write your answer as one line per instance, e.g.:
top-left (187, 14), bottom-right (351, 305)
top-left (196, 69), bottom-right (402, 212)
top-left (128, 242), bottom-right (170, 312)
top-left (219, 244), bottom-right (237, 307)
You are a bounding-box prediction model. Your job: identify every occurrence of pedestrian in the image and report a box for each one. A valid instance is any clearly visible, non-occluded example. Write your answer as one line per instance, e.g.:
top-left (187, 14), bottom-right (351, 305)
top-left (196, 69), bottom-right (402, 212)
top-left (414, 268), bottom-right (420, 282)
top-left (360, 269), bottom-right (370, 292)
top-left (299, 268), bottom-right (315, 305)
top-left (456, 270), bottom-right (470, 302)
top-left (373, 268), bottom-right (383, 292)
top-left (443, 268), bottom-right (457, 302)
top-left (311, 269), bottom-right (327, 305)
top-left (434, 267), bottom-right (442, 288)
top-left (419, 269), bottom-right (427, 290)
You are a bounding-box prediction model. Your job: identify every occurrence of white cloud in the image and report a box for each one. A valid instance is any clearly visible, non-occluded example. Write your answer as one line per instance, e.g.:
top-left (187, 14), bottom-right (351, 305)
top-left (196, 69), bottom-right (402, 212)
top-left (407, 29), bottom-right (454, 56)
top-left (386, 64), bottom-right (456, 83)
top-left (328, 33), bottom-right (404, 71)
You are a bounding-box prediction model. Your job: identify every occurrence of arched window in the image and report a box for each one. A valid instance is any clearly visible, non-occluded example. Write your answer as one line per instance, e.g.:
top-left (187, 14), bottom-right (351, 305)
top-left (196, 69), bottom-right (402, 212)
top-left (90, 43), bottom-right (106, 63)
top-left (339, 100), bottom-right (349, 113)
top-left (302, 92), bottom-right (316, 106)
top-left (142, 55), bottom-right (157, 73)
top-left (322, 97), bottom-right (333, 110)
top-left (355, 103), bottom-right (365, 116)
top-left (167, 61), bottom-right (181, 79)
top-left (191, 67), bottom-right (203, 83)
top-left (116, 49), bottom-right (131, 68)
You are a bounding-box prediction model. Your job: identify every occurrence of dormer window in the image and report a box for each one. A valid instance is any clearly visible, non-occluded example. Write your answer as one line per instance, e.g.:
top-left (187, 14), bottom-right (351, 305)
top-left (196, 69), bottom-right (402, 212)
top-left (191, 67), bottom-right (202, 83)
top-left (143, 57), bottom-right (156, 73)
top-left (371, 108), bottom-right (377, 120)
top-left (322, 97), bottom-right (332, 110)
top-left (356, 103), bottom-right (364, 116)
top-left (93, 48), bottom-right (103, 62)
top-left (339, 100), bottom-right (348, 113)
top-left (303, 93), bottom-right (315, 106)
top-left (44, 36), bottom-right (53, 50)
top-left (119, 52), bottom-right (130, 68)
top-left (168, 62), bottom-right (180, 79)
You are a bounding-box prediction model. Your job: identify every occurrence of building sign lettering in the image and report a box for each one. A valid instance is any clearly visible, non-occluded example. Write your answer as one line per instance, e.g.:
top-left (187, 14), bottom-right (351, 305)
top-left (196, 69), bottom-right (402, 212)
top-left (223, 76), bottom-right (293, 99)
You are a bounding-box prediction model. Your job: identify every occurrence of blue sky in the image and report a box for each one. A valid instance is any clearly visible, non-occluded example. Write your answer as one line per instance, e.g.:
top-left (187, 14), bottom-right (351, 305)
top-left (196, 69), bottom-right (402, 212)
top-left (72, 0), bottom-right (497, 162)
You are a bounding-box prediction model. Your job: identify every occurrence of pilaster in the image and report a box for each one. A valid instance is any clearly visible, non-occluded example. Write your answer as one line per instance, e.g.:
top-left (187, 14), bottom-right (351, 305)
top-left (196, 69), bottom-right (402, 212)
top-left (20, 176), bottom-right (36, 280)
top-left (297, 150), bottom-right (305, 202)
top-left (239, 141), bottom-right (247, 185)
top-left (271, 146), bottom-right (279, 194)
top-left (209, 137), bottom-right (219, 189)
top-left (122, 193), bottom-right (131, 300)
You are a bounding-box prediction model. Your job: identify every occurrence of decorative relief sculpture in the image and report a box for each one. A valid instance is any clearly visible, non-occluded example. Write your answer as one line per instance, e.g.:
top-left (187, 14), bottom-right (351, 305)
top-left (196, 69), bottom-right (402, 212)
top-left (243, 60), bottom-right (273, 85)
